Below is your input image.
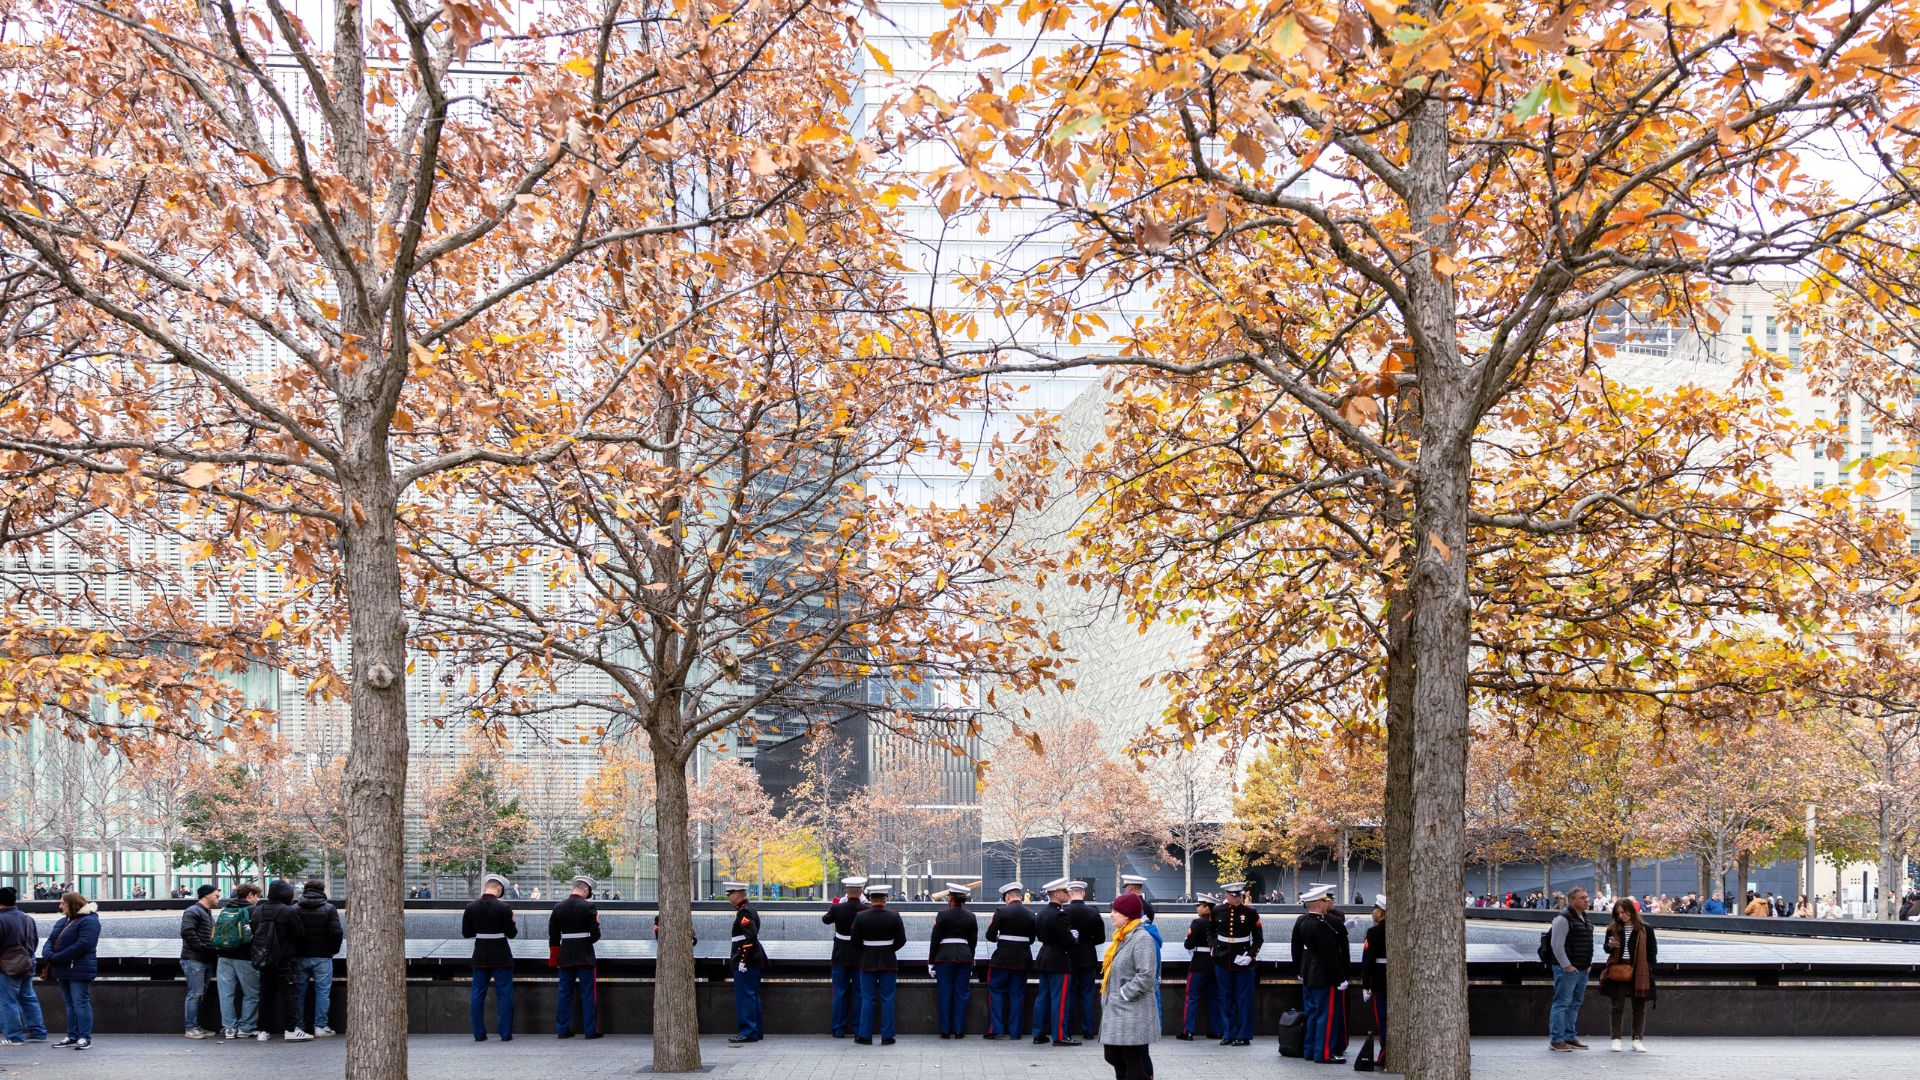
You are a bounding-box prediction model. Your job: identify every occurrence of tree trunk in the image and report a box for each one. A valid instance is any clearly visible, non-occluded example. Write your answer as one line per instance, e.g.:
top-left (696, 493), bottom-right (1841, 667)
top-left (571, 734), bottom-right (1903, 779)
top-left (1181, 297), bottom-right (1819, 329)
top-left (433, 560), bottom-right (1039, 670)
top-left (1876, 841), bottom-right (1901, 921)
top-left (1737, 852), bottom-right (1752, 907)
top-left (1061, 832), bottom-right (1072, 880)
top-left (1339, 828), bottom-right (1350, 903)
top-left (1543, 859), bottom-right (1552, 901)
top-left (1014, 847), bottom-right (1024, 886)
top-left (651, 741), bottom-right (701, 1071)
top-left (1697, 854), bottom-right (1711, 899)
top-left (1620, 859), bottom-right (1633, 900)
top-left (1182, 844), bottom-right (1192, 900)
top-left (1381, 567), bottom-right (1417, 1075)
top-left (340, 464), bottom-right (413, 1080)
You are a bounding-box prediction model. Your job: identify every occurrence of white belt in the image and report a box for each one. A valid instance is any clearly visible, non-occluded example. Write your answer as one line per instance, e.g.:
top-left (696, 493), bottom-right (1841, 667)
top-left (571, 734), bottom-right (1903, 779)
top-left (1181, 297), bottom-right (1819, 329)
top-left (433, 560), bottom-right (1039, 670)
top-left (1191, 946), bottom-right (1211, 952)
top-left (835, 933), bottom-right (851, 941)
top-left (1217, 935), bottom-right (1251, 943)
top-left (862, 939), bottom-right (896, 947)
top-left (997, 935), bottom-right (1030, 942)
top-left (939, 938), bottom-right (970, 945)
top-left (560, 932), bottom-right (593, 940)
top-left (474, 933), bottom-right (507, 940)
top-left (731, 935), bottom-right (747, 942)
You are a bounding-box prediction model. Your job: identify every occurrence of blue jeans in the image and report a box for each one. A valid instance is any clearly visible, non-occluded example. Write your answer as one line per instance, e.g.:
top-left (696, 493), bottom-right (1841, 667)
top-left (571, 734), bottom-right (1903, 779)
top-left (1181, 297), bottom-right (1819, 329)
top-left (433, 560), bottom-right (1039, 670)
top-left (0, 971), bottom-right (46, 1041)
top-left (1549, 967), bottom-right (1586, 1043)
top-left (733, 965), bottom-right (763, 1039)
top-left (216, 957), bottom-right (261, 1034)
top-left (987, 967), bottom-right (1026, 1036)
top-left (857, 970), bottom-right (896, 1040)
top-left (58, 979), bottom-right (93, 1040)
top-left (182, 958), bottom-right (212, 1032)
top-left (294, 956), bottom-right (333, 1032)
top-left (556, 966), bottom-right (598, 1036)
top-left (470, 967), bottom-right (514, 1039)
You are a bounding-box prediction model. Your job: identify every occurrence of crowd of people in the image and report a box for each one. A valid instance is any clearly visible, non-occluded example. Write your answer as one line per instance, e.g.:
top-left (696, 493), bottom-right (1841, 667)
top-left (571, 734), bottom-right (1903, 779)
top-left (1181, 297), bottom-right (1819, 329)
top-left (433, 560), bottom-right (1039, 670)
top-left (1472, 887), bottom-right (1876, 919)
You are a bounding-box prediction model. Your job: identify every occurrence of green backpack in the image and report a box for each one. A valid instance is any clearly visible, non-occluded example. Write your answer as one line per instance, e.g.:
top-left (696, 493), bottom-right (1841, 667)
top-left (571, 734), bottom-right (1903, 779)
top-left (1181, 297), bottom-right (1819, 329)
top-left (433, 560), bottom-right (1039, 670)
top-left (212, 903), bottom-right (253, 951)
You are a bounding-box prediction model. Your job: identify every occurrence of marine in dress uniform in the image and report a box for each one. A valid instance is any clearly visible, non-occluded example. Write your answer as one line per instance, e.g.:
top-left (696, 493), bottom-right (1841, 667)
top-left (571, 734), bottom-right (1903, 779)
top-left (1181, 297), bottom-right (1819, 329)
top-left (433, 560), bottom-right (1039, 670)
top-left (1119, 874), bottom-right (1163, 1030)
top-left (1210, 881), bottom-right (1263, 1045)
top-left (1119, 875), bottom-right (1157, 924)
top-left (822, 876), bottom-right (869, 1037)
top-left (1361, 894), bottom-right (1387, 1066)
top-left (850, 883), bottom-right (907, 1044)
top-left (1177, 897), bottom-right (1224, 1040)
top-left (1030, 878), bottom-right (1077, 1044)
top-left (984, 881), bottom-right (1035, 1039)
top-left (461, 873), bottom-right (518, 1041)
top-left (725, 882), bottom-right (767, 1044)
top-left (549, 875), bottom-right (603, 1038)
top-left (1065, 881), bottom-right (1105, 1039)
top-left (931, 883), bottom-right (979, 1038)
top-left (1292, 884), bottom-right (1351, 1064)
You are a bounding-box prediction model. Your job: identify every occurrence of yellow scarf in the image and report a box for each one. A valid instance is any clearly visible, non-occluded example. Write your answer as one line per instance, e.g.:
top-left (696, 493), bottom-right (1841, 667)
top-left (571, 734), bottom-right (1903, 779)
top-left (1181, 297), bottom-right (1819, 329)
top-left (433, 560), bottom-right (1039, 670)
top-left (1100, 917), bottom-right (1141, 996)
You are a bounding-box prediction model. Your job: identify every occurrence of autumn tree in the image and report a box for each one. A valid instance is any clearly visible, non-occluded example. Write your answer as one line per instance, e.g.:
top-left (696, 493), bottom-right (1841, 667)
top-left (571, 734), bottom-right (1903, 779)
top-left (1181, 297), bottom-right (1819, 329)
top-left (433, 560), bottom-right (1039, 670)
top-left (690, 756), bottom-right (779, 893)
top-left (1146, 745), bottom-right (1232, 899)
top-left (124, 737), bottom-right (207, 894)
top-left (418, 742), bottom-right (533, 895)
top-left (786, 724), bottom-right (863, 893)
top-left (173, 739), bottom-right (310, 885)
top-left (1075, 756), bottom-right (1167, 894)
top-left (980, 725), bottom-right (1068, 883)
top-left (582, 748), bottom-right (658, 899)
top-left (907, 3), bottom-right (1920, 1074)
top-left (1465, 729), bottom-right (1530, 900)
top-left (551, 833), bottom-right (614, 887)
top-left (853, 752), bottom-right (971, 897)
top-left (0, 0), bottom-right (894, 1072)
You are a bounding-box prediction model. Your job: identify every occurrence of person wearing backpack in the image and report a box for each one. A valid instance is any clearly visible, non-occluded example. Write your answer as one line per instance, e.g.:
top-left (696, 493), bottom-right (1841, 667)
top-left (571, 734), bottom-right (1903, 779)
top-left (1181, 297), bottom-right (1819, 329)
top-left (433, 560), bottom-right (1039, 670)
top-left (179, 885), bottom-right (221, 1038)
top-left (214, 883), bottom-right (262, 1040)
top-left (292, 881), bottom-right (344, 1038)
top-left (40, 892), bottom-right (101, 1050)
top-left (0, 887), bottom-right (48, 1046)
top-left (252, 880), bottom-right (307, 1040)
top-left (1545, 888), bottom-right (1595, 1052)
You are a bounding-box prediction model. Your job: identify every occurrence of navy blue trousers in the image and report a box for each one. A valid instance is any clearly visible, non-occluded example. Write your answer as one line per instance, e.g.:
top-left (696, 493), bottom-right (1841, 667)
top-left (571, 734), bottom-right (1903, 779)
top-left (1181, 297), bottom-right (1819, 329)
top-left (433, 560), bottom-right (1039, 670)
top-left (988, 967), bottom-right (1027, 1036)
top-left (1302, 984), bottom-right (1348, 1062)
top-left (830, 965), bottom-right (857, 1036)
top-left (1181, 964), bottom-right (1225, 1036)
top-left (732, 966), bottom-right (763, 1040)
top-left (935, 963), bottom-right (971, 1035)
top-left (1217, 963), bottom-right (1255, 1041)
top-left (857, 970), bottom-right (897, 1040)
top-left (555, 966), bottom-right (597, 1036)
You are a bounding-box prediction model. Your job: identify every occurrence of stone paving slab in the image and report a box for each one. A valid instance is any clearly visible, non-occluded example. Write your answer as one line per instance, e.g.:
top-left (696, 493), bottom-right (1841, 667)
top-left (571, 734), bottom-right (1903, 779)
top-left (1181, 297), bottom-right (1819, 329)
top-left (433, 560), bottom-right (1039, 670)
top-left (1, 1034), bottom-right (1907, 1078)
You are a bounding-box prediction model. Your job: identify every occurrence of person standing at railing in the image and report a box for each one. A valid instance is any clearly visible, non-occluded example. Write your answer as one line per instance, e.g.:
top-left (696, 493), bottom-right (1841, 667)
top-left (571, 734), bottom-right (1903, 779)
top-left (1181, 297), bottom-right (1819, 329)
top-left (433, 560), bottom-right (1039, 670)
top-left (725, 882), bottom-right (767, 1045)
top-left (0, 887), bottom-right (47, 1046)
top-left (549, 875), bottom-right (603, 1040)
top-left (930, 883), bottom-right (979, 1039)
top-left (1174, 896), bottom-right (1222, 1042)
top-left (850, 883), bottom-right (906, 1045)
top-left (984, 881), bottom-right (1035, 1040)
top-left (462, 874), bottom-right (518, 1042)
top-left (821, 877), bottom-right (869, 1039)
top-left (41, 892), bottom-right (100, 1051)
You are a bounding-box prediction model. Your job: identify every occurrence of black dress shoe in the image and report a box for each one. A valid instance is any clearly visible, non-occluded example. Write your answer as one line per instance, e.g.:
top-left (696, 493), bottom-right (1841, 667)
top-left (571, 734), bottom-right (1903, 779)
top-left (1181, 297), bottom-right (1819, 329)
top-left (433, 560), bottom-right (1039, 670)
top-left (882, 1038), bottom-right (897, 1046)
top-left (1032, 1036), bottom-right (1050, 1044)
top-left (1175, 1033), bottom-right (1193, 1041)
top-left (499, 1035), bottom-right (513, 1042)
top-left (1236, 1039), bottom-right (1253, 1047)
top-left (1324, 1058), bottom-right (1348, 1065)
top-left (1053, 1038), bottom-right (1082, 1047)
top-left (557, 1032), bottom-right (575, 1039)
top-left (983, 1033), bottom-right (1005, 1041)
top-left (584, 1033), bottom-right (603, 1040)
top-left (954, 1033), bottom-right (967, 1039)
top-left (940, 1033), bottom-right (952, 1040)
top-left (832, 1033), bottom-right (847, 1038)
top-left (854, 1037), bottom-right (873, 1045)
top-left (727, 1036), bottom-right (751, 1045)
top-left (1219, 1038), bottom-right (1234, 1046)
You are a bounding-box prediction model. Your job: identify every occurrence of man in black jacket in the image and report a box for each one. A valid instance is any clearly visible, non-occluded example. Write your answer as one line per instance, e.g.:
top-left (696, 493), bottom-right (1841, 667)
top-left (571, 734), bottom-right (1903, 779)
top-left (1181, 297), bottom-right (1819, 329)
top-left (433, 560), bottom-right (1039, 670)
top-left (1065, 881), bottom-right (1105, 1039)
top-left (849, 883), bottom-right (906, 1045)
top-left (1030, 878), bottom-right (1075, 1045)
top-left (549, 875), bottom-right (603, 1039)
top-left (462, 874), bottom-right (518, 1041)
top-left (291, 881), bottom-right (342, 1038)
top-left (726, 882), bottom-right (767, 1045)
top-left (1176, 896), bottom-right (1220, 1040)
top-left (0, 886), bottom-right (46, 1045)
top-left (1293, 884), bottom-right (1350, 1064)
top-left (1361, 895), bottom-right (1387, 1067)
top-left (984, 881), bottom-right (1034, 1040)
top-left (822, 876), bottom-right (868, 1038)
top-left (930, 883), bottom-right (979, 1038)
top-left (253, 880), bottom-right (307, 1040)
top-left (178, 885), bottom-right (220, 1039)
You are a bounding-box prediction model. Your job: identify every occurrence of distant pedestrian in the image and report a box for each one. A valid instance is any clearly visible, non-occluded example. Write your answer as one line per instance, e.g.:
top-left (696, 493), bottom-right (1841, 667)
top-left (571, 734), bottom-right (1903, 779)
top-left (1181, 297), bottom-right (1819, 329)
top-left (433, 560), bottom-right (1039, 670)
top-left (1744, 892), bottom-right (1770, 917)
top-left (292, 881), bottom-right (343, 1038)
top-left (41, 892), bottom-right (100, 1050)
top-left (178, 884), bottom-right (221, 1039)
top-left (1702, 893), bottom-right (1727, 915)
top-left (214, 883), bottom-right (262, 1039)
top-left (0, 887), bottom-right (47, 1046)
top-left (1098, 892), bottom-right (1159, 1080)
top-left (1546, 887), bottom-right (1594, 1052)
top-left (463, 873), bottom-right (518, 1041)
top-left (1600, 897), bottom-right (1657, 1053)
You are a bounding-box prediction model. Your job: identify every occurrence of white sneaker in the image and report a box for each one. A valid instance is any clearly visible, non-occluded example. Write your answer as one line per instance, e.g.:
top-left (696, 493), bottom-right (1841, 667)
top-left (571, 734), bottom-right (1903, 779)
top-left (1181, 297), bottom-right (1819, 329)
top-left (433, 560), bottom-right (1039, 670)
top-left (1632, 1039), bottom-right (1647, 1053)
top-left (314, 1027), bottom-right (336, 1038)
top-left (285, 1030), bottom-right (314, 1042)
top-left (221, 1029), bottom-right (237, 1040)
top-left (73, 1039), bottom-right (91, 1051)
top-left (185, 1028), bottom-right (215, 1039)
top-left (1610, 1038), bottom-right (1622, 1052)
top-left (255, 1031), bottom-right (271, 1042)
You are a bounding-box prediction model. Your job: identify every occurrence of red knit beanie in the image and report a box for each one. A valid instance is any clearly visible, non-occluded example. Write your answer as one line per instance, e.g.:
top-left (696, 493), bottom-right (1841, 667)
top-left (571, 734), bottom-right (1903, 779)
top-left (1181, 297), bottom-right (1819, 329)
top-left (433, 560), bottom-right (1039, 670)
top-left (1111, 893), bottom-right (1144, 920)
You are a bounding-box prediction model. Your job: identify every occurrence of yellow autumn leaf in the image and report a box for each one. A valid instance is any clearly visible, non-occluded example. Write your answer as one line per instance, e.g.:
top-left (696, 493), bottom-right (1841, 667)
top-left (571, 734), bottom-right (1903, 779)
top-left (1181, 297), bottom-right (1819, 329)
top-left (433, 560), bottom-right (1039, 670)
top-left (182, 462), bottom-right (220, 488)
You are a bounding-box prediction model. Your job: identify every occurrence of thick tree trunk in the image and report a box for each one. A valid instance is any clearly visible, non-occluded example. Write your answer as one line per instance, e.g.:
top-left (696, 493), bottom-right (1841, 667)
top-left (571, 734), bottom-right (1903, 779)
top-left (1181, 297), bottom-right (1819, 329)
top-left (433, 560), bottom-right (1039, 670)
top-left (1061, 832), bottom-right (1072, 880)
top-left (340, 468), bottom-right (411, 1080)
top-left (1381, 577), bottom-right (1416, 1076)
top-left (1876, 841), bottom-right (1901, 920)
top-left (1698, 854), bottom-right (1711, 899)
top-left (1338, 828), bottom-right (1350, 903)
top-left (651, 742), bottom-right (701, 1071)
top-left (1737, 852), bottom-right (1752, 906)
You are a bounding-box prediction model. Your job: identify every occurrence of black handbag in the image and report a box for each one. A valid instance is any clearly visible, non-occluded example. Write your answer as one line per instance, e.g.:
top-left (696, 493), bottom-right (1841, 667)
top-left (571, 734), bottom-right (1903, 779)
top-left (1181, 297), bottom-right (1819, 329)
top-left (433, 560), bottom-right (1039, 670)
top-left (1353, 1033), bottom-right (1377, 1071)
top-left (1277, 1007), bottom-right (1307, 1057)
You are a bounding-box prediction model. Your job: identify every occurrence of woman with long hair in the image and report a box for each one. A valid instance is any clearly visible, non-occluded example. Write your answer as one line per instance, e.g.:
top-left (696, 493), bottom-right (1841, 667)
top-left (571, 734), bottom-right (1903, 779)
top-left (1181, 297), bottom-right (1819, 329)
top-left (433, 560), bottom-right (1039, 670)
top-left (41, 892), bottom-right (100, 1050)
top-left (1599, 897), bottom-right (1658, 1052)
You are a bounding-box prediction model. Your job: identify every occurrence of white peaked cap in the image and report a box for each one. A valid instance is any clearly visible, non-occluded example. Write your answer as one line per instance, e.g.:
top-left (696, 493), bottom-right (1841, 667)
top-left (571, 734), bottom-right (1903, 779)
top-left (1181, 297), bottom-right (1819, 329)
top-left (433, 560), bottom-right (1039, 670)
top-left (1120, 875), bottom-right (1148, 886)
top-left (1299, 884), bottom-right (1336, 902)
top-left (865, 883), bottom-right (893, 896)
top-left (945, 882), bottom-right (972, 896)
top-left (842, 876), bottom-right (869, 887)
top-left (1373, 894), bottom-right (1387, 911)
top-left (483, 874), bottom-right (511, 892)
top-left (722, 881), bottom-right (751, 892)
top-left (1041, 877), bottom-right (1072, 893)
top-left (1001, 882), bottom-right (1024, 896)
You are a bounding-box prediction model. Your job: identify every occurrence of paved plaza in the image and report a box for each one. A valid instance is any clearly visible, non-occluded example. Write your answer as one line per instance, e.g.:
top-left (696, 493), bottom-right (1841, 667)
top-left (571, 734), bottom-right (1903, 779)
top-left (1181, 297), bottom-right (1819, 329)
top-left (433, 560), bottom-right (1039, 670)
top-left (0, 1034), bottom-right (1903, 1078)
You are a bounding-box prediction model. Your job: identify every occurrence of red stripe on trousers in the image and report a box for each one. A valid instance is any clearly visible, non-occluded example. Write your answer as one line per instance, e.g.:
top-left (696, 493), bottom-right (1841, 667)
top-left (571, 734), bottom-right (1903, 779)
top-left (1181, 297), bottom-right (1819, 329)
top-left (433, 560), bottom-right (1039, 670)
top-left (1371, 995), bottom-right (1383, 1065)
top-left (1322, 987), bottom-right (1338, 1061)
top-left (1182, 973), bottom-right (1194, 1033)
top-left (1058, 972), bottom-right (1070, 1040)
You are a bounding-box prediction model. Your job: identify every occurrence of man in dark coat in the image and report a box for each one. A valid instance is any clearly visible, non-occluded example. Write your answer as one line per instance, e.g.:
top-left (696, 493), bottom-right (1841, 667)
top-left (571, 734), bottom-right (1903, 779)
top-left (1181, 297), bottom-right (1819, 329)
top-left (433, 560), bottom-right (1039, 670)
top-left (292, 881), bottom-right (343, 1037)
top-left (725, 882), bottom-right (767, 1044)
top-left (549, 875), bottom-right (603, 1039)
top-left (1211, 881), bottom-right (1263, 1045)
top-left (1065, 881), bottom-right (1105, 1039)
top-left (930, 883), bottom-right (979, 1038)
top-left (1293, 884), bottom-right (1350, 1064)
top-left (821, 876), bottom-right (868, 1037)
top-left (1361, 895), bottom-right (1387, 1066)
top-left (850, 883), bottom-right (907, 1044)
top-left (253, 879), bottom-right (307, 1039)
top-left (461, 873), bottom-right (518, 1041)
top-left (983, 881), bottom-right (1035, 1040)
top-left (1176, 896), bottom-right (1222, 1040)
top-left (1030, 878), bottom-right (1075, 1044)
